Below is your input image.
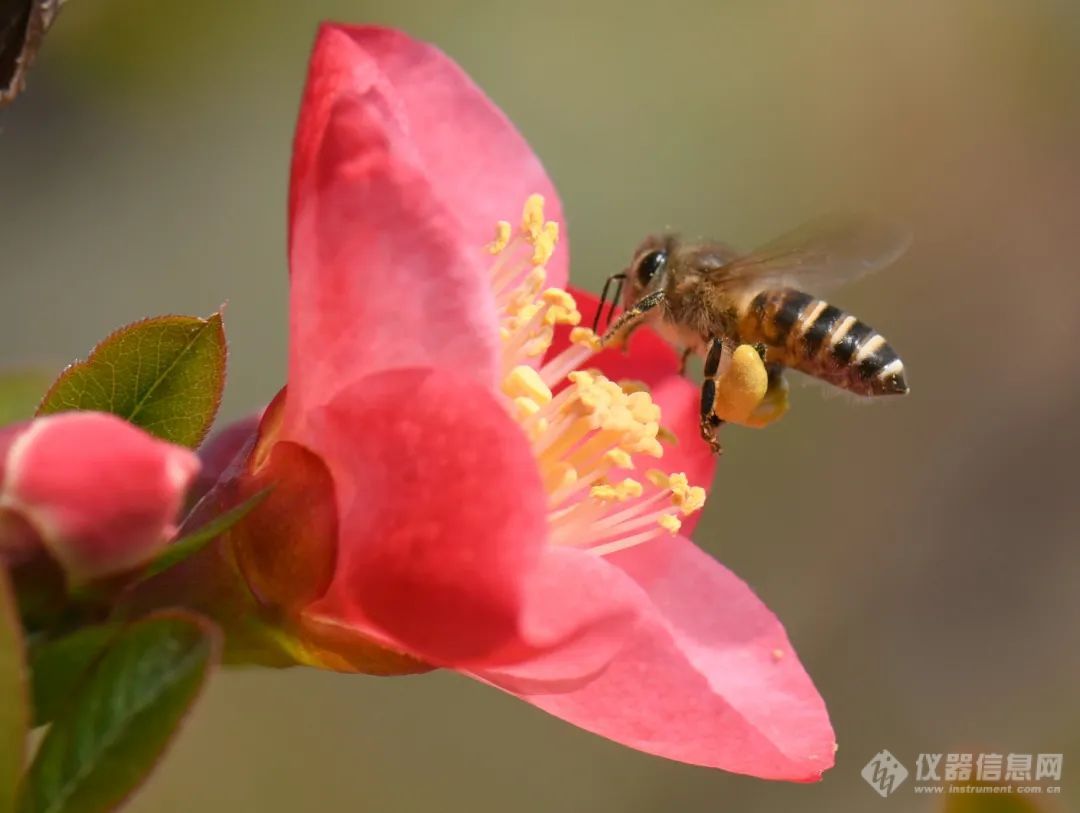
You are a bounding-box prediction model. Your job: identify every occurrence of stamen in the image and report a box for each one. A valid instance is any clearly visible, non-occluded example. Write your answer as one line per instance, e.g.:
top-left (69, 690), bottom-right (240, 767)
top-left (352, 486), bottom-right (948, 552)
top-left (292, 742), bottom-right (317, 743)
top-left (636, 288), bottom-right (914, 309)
top-left (487, 221), bottom-right (512, 254)
top-left (502, 365), bottom-right (553, 405)
top-left (486, 195), bottom-right (713, 561)
top-left (521, 194), bottom-right (546, 240)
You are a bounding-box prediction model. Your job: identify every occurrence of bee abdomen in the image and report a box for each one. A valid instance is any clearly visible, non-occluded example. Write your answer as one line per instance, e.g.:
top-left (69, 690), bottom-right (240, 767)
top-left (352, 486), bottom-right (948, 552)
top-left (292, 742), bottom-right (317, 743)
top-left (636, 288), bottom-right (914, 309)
top-left (742, 289), bottom-right (908, 397)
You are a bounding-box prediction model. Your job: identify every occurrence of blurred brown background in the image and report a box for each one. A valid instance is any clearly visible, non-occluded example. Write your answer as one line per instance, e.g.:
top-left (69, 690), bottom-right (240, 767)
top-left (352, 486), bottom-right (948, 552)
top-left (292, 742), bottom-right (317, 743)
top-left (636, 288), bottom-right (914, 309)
top-left (1, 1), bottom-right (1077, 811)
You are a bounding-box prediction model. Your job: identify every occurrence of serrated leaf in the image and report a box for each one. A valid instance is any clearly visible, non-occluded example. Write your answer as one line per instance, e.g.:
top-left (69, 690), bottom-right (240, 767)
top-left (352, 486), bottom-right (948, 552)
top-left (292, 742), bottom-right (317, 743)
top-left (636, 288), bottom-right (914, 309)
top-left (0, 371), bottom-right (53, 425)
top-left (29, 627), bottom-right (116, 728)
top-left (137, 488), bottom-right (271, 582)
top-left (18, 612), bottom-right (218, 813)
top-left (0, 568), bottom-right (28, 813)
top-left (37, 315), bottom-right (227, 448)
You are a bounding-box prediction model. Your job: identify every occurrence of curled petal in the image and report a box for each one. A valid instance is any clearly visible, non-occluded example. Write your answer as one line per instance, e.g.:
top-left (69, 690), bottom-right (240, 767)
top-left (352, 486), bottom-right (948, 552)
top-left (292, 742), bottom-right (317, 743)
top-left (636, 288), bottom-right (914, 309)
top-left (292, 24), bottom-right (567, 288)
top-left (304, 368), bottom-right (548, 666)
top-left (0, 413), bottom-right (200, 583)
top-left (512, 535), bottom-right (834, 779)
top-left (287, 87), bottom-right (501, 421)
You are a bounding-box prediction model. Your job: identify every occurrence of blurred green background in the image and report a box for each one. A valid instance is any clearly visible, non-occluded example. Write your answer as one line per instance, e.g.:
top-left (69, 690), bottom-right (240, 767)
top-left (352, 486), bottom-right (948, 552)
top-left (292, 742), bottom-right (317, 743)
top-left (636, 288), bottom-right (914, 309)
top-left (2, 1), bottom-right (1078, 811)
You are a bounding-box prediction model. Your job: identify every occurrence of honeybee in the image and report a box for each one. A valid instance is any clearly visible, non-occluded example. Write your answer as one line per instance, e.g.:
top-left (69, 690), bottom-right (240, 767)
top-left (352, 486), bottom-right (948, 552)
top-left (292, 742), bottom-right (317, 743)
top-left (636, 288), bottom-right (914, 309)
top-left (596, 214), bottom-right (911, 452)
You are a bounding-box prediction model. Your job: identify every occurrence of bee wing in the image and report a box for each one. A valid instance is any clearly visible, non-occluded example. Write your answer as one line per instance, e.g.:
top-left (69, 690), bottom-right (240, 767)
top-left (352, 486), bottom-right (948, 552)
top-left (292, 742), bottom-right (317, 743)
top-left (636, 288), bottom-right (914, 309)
top-left (712, 213), bottom-right (912, 292)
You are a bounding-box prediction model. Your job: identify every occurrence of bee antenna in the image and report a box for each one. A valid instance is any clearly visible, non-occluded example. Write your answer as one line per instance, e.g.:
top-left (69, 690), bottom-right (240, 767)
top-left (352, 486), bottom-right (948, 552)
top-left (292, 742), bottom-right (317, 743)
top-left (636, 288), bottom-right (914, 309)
top-left (594, 273), bottom-right (626, 333)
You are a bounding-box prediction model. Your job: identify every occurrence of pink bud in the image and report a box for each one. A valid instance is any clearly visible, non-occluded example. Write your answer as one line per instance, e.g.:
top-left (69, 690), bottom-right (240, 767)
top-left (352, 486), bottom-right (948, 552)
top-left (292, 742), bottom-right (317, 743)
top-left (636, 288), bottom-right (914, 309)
top-left (0, 413), bottom-right (200, 583)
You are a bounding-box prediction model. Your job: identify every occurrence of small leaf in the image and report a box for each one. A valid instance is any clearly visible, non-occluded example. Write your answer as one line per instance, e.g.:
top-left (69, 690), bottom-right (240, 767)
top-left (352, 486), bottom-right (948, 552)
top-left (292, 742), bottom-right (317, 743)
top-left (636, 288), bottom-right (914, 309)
top-left (29, 627), bottom-right (116, 728)
top-left (138, 488), bottom-right (271, 582)
top-left (18, 612), bottom-right (219, 813)
top-left (0, 568), bottom-right (29, 813)
top-left (37, 315), bottom-right (227, 448)
top-left (0, 371), bottom-right (53, 425)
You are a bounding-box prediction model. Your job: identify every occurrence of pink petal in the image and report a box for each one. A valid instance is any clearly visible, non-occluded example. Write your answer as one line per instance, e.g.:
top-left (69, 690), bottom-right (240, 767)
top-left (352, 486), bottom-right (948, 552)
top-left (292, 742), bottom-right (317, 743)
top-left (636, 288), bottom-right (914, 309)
top-left (0, 422), bottom-right (26, 488)
top-left (476, 545), bottom-right (646, 689)
top-left (190, 413), bottom-right (261, 505)
top-left (291, 24), bottom-right (567, 288)
top-left (511, 535), bottom-right (835, 779)
top-left (0, 413), bottom-right (200, 583)
top-left (303, 367), bottom-right (549, 666)
top-left (287, 80), bottom-right (500, 424)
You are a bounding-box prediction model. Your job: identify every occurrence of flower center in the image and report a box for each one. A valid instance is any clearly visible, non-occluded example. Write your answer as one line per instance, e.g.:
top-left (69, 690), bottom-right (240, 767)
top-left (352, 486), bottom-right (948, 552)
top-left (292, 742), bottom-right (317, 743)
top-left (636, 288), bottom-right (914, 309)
top-left (486, 195), bottom-right (706, 556)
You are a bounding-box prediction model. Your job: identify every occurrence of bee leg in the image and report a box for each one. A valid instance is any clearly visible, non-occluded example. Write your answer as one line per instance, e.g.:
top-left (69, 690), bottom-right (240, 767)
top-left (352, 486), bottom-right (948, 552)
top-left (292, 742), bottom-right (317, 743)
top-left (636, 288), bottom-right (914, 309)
top-left (600, 290), bottom-right (665, 348)
top-left (699, 402), bottom-right (725, 454)
top-left (698, 337), bottom-right (726, 454)
top-left (753, 342), bottom-right (768, 360)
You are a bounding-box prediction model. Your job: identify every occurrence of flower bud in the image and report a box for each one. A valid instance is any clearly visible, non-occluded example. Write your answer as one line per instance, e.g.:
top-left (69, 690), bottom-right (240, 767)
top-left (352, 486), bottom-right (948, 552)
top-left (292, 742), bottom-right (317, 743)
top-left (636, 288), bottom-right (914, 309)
top-left (0, 412), bottom-right (200, 584)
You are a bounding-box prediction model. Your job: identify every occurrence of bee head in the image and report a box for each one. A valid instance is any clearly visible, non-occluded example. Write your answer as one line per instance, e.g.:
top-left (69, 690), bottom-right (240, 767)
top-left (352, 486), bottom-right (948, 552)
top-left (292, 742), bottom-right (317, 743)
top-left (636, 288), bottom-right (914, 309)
top-left (623, 234), bottom-right (673, 306)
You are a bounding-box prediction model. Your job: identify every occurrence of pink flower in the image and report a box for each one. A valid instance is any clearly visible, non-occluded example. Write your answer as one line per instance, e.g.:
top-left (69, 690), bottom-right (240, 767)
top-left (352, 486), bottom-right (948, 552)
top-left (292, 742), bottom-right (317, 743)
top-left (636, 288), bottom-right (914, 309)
top-left (0, 412), bottom-right (200, 583)
top-left (225, 23), bottom-right (834, 779)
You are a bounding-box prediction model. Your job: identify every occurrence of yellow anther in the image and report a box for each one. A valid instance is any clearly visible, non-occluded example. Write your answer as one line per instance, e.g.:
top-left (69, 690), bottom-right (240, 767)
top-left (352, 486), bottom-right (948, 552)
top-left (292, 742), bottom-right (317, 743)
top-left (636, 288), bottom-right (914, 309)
top-left (541, 288), bottom-right (576, 310)
top-left (657, 425), bottom-right (678, 446)
top-left (616, 379), bottom-right (650, 395)
top-left (669, 472), bottom-right (690, 494)
top-left (710, 344), bottom-right (769, 424)
top-left (604, 449), bottom-right (633, 469)
top-left (512, 397), bottom-right (541, 422)
top-left (569, 327), bottom-right (603, 350)
top-left (543, 305), bottom-right (581, 327)
top-left (531, 232), bottom-right (556, 265)
top-left (626, 390), bottom-right (661, 424)
top-left (522, 194), bottom-right (545, 238)
top-left (568, 369), bottom-right (596, 388)
top-left (679, 486), bottom-right (707, 514)
top-left (502, 365), bottom-right (553, 405)
top-left (646, 469), bottom-right (670, 489)
top-left (591, 479), bottom-right (641, 502)
top-left (590, 484), bottom-right (620, 502)
top-left (637, 438), bottom-right (664, 458)
top-left (658, 514), bottom-right (682, 534)
top-left (523, 328), bottom-right (554, 357)
top-left (487, 220), bottom-right (512, 254)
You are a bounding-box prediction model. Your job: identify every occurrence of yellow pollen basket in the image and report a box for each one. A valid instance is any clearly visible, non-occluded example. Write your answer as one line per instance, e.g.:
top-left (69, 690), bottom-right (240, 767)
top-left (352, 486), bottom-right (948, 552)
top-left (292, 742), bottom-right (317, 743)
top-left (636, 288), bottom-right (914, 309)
top-left (710, 345), bottom-right (770, 425)
top-left (488, 195), bottom-right (710, 556)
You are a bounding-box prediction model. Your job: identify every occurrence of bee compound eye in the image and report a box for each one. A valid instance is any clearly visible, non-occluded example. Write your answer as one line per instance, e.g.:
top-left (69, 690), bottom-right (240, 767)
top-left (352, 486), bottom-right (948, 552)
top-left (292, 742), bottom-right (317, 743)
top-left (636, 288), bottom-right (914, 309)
top-left (636, 250), bottom-right (667, 284)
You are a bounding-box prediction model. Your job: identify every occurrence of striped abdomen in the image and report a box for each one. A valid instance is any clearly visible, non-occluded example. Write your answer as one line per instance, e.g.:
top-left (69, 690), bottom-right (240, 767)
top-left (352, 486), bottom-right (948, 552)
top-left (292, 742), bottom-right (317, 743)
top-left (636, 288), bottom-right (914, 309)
top-left (738, 289), bottom-right (908, 396)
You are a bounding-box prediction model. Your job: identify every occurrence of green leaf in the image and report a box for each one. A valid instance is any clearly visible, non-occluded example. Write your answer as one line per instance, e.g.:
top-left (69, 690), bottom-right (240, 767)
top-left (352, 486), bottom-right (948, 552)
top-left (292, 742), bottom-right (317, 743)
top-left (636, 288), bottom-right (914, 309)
top-left (0, 371), bottom-right (54, 425)
top-left (18, 612), bottom-right (219, 813)
top-left (29, 628), bottom-right (117, 728)
top-left (0, 568), bottom-right (29, 813)
top-left (37, 315), bottom-right (227, 448)
top-left (138, 488), bottom-right (271, 582)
